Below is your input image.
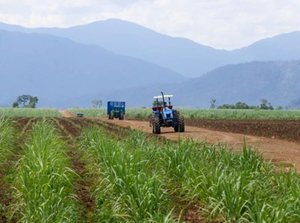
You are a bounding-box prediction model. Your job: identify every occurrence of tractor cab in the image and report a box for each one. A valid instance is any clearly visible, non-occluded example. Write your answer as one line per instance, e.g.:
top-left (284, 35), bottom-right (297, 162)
top-left (152, 94), bottom-right (174, 112)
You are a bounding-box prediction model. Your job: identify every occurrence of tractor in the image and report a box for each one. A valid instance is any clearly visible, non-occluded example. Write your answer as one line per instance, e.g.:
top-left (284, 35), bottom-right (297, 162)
top-left (150, 92), bottom-right (185, 134)
top-left (107, 101), bottom-right (125, 120)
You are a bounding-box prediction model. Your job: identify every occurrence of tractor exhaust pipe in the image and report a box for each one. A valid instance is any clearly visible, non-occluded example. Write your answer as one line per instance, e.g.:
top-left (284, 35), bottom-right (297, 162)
top-left (161, 92), bottom-right (166, 108)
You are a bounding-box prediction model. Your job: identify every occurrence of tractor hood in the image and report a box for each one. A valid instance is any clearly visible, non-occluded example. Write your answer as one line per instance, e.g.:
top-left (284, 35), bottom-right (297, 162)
top-left (162, 107), bottom-right (173, 119)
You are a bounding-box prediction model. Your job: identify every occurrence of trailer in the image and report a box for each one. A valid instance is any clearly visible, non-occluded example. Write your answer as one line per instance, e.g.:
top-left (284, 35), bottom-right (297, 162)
top-left (107, 101), bottom-right (125, 120)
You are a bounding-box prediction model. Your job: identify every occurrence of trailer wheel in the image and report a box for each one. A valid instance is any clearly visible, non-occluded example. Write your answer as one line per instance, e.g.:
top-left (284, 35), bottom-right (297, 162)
top-left (152, 117), bottom-right (161, 134)
top-left (178, 115), bottom-right (185, 132)
top-left (109, 111), bottom-right (114, 120)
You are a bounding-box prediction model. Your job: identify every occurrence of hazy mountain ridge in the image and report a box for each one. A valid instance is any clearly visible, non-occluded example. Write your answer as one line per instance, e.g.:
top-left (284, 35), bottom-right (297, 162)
top-left (1, 19), bottom-right (300, 78)
top-left (1, 20), bottom-right (300, 108)
top-left (0, 30), bottom-right (185, 108)
top-left (94, 61), bottom-right (300, 108)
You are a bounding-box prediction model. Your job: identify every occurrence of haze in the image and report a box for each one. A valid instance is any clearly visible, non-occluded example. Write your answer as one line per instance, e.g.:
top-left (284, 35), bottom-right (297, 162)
top-left (1, 0), bottom-right (300, 49)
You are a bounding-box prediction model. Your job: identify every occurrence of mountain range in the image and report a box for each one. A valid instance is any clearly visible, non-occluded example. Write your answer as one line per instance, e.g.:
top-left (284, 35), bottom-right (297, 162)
top-left (0, 19), bottom-right (300, 108)
top-left (0, 30), bottom-right (184, 108)
top-left (2, 19), bottom-right (300, 78)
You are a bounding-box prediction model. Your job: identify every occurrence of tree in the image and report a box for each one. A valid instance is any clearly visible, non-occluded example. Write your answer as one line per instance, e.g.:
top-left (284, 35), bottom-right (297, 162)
top-left (91, 100), bottom-right (102, 108)
top-left (260, 99), bottom-right (274, 110)
top-left (12, 102), bottom-right (19, 108)
top-left (276, 105), bottom-right (283, 110)
top-left (13, 95), bottom-right (38, 108)
top-left (210, 99), bottom-right (217, 109)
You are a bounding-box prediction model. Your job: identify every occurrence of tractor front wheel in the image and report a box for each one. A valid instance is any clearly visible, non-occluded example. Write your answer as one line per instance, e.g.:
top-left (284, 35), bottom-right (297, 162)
top-left (178, 115), bottom-right (185, 132)
top-left (152, 117), bottom-right (161, 134)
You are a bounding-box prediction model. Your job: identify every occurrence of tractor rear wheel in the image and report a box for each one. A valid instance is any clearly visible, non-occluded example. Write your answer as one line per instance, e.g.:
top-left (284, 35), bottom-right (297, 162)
top-left (152, 117), bottom-right (161, 134)
top-left (149, 114), bottom-right (155, 127)
top-left (119, 113), bottom-right (124, 120)
top-left (178, 115), bottom-right (185, 132)
top-left (174, 124), bottom-right (179, 132)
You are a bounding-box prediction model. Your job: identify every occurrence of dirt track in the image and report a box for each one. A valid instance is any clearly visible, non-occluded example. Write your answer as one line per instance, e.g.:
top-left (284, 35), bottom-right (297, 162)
top-left (99, 118), bottom-right (300, 170)
top-left (59, 110), bottom-right (75, 118)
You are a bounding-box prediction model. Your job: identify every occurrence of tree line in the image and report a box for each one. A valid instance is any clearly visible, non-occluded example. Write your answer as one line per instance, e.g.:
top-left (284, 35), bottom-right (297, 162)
top-left (211, 99), bottom-right (283, 110)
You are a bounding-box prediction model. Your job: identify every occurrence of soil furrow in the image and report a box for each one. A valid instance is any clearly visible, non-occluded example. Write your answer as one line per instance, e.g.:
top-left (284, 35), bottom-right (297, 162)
top-left (54, 118), bottom-right (96, 222)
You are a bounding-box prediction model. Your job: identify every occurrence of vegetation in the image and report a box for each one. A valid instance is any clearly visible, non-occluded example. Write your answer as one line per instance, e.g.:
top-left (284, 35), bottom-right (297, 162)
top-left (0, 108), bottom-right (62, 117)
top-left (11, 121), bottom-right (79, 222)
top-left (218, 99), bottom-right (277, 110)
top-left (0, 117), bottom-right (15, 165)
top-left (91, 100), bottom-right (102, 108)
top-left (80, 129), bottom-right (175, 222)
top-left (120, 108), bottom-right (300, 120)
top-left (218, 102), bottom-right (258, 110)
top-left (68, 108), bottom-right (106, 117)
top-left (79, 127), bottom-right (300, 222)
top-left (210, 99), bottom-right (217, 109)
top-left (1, 115), bottom-right (300, 222)
top-left (12, 95), bottom-right (39, 108)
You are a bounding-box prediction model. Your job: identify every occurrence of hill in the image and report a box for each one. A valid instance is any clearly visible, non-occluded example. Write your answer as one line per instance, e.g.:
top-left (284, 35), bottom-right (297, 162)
top-left (0, 30), bottom-right (185, 108)
top-left (2, 19), bottom-right (300, 78)
top-left (0, 19), bottom-right (232, 77)
top-left (94, 61), bottom-right (300, 108)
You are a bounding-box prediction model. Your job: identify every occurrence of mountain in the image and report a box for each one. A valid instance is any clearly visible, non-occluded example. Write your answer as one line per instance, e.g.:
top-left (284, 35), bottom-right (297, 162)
top-left (0, 19), bottom-right (232, 77)
top-left (93, 61), bottom-right (300, 108)
top-left (176, 60), bottom-right (300, 107)
top-left (231, 32), bottom-right (300, 62)
top-left (0, 30), bottom-right (185, 108)
top-left (2, 19), bottom-right (300, 78)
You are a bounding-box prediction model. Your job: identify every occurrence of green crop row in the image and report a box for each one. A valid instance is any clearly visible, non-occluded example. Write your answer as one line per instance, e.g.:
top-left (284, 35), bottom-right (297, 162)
top-left (68, 108), bottom-right (300, 120)
top-left (79, 127), bottom-right (300, 222)
top-left (79, 128), bottom-right (175, 222)
top-left (0, 108), bottom-right (62, 117)
top-left (179, 109), bottom-right (300, 120)
top-left (0, 117), bottom-right (15, 166)
top-left (68, 108), bottom-right (106, 117)
top-left (11, 121), bottom-right (79, 222)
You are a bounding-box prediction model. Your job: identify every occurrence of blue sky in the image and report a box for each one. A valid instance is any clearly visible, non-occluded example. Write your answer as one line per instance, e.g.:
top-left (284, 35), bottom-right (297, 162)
top-left (0, 0), bottom-right (299, 49)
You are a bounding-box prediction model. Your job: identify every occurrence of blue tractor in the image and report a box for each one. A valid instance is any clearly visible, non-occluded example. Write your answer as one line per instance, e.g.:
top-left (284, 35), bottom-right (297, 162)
top-left (150, 92), bottom-right (185, 134)
top-left (107, 101), bottom-right (125, 120)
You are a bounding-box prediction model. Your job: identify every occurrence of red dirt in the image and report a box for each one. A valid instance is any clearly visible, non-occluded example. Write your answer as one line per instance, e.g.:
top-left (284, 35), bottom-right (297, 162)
top-left (59, 110), bottom-right (75, 118)
top-left (186, 119), bottom-right (300, 143)
top-left (99, 118), bottom-right (300, 171)
top-left (54, 118), bottom-right (96, 220)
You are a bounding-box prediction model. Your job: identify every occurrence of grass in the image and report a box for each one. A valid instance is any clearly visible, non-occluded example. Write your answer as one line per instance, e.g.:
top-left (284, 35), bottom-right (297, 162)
top-left (68, 108), bottom-right (300, 120)
top-left (79, 127), bottom-right (300, 222)
top-left (0, 117), bottom-right (15, 165)
top-left (124, 108), bottom-right (300, 120)
top-left (68, 108), bottom-right (106, 118)
top-left (11, 120), bottom-right (79, 222)
top-left (0, 117), bottom-right (16, 218)
top-left (79, 128), bottom-right (175, 223)
top-left (0, 108), bottom-right (62, 117)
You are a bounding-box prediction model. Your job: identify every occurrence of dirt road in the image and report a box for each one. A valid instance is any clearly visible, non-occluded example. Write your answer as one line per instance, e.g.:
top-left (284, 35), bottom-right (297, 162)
top-left (100, 118), bottom-right (300, 170)
top-left (59, 110), bottom-right (75, 118)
